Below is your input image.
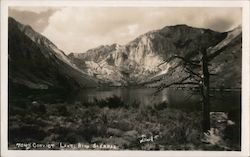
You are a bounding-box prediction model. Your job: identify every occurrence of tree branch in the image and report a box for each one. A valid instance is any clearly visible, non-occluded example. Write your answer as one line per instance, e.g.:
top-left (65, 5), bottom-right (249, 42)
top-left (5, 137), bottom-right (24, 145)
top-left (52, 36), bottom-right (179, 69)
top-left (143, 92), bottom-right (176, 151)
top-left (155, 75), bottom-right (199, 93)
top-left (158, 55), bottom-right (201, 68)
top-left (184, 67), bottom-right (202, 79)
top-left (171, 55), bottom-right (201, 67)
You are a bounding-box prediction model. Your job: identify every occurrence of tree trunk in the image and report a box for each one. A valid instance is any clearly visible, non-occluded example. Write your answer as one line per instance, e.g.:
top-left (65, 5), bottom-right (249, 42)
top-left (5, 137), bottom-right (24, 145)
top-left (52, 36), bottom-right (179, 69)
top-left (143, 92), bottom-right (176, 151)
top-left (201, 49), bottom-right (210, 132)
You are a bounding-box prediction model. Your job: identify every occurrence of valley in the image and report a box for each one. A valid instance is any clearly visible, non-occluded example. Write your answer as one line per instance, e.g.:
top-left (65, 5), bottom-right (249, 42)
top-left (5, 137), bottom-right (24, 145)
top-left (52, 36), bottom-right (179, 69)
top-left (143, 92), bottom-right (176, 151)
top-left (7, 16), bottom-right (242, 151)
top-left (8, 17), bottom-right (241, 90)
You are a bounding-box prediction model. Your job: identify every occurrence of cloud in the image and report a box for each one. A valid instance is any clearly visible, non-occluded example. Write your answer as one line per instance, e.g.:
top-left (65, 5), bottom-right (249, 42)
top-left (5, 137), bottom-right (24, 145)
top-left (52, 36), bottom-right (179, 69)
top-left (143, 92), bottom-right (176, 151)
top-left (10, 7), bottom-right (241, 54)
top-left (9, 7), bottom-right (59, 32)
top-left (128, 24), bottom-right (139, 35)
top-left (10, 7), bottom-right (52, 13)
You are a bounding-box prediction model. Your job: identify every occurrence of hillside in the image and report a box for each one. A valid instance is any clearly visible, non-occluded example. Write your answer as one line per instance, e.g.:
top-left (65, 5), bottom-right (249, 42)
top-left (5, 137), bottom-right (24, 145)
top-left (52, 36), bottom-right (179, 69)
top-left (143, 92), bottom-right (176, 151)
top-left (8, 17), bottom-right (99, 91)
top-left (69, 25), bottom-right (241, 88)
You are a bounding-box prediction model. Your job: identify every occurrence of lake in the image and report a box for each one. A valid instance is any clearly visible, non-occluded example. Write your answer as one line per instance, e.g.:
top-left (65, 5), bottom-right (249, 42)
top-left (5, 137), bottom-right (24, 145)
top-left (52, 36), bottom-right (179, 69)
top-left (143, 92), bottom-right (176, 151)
top-left (12, 87), bottom-right (241, 114)
top-left (65, 87), bottom-right (241, 112)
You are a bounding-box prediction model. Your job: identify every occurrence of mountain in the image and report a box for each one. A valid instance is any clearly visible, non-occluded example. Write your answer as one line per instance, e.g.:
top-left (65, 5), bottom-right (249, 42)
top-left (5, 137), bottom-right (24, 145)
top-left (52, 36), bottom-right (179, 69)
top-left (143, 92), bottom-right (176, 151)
top-left (139, 25), bottom-right (241, 89)
top-left (9, 16), bottom-right (241, 90)
top-left (208, 25), bottom-right (242, 88)
top-left (8, 17), bottom-right (98, 91)
top-left (69, 43), bottom-right (121, 62)
top-left (68, 43), bottom-right (126, 85)
top-left (69, 24), bottom-right (241, 88)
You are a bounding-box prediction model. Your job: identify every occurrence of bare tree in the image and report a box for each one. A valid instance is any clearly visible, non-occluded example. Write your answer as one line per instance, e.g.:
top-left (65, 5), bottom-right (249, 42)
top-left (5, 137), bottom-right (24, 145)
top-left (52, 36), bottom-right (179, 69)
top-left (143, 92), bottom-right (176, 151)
top-left (200, 47), bottom-right (210, 132)
top-left (152, 47), bottom-right (213, 133)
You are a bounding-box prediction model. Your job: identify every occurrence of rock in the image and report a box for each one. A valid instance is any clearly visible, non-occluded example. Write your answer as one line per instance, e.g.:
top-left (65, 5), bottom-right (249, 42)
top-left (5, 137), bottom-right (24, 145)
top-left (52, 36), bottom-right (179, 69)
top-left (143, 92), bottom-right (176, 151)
top-left (32, 101), bottom-right (39, 106)
top-left (227, 120), bottom-right (235, 126)
top-left (210, 112), bottom-right (228, 124)
top-left (123, 130), bottom-right (139, 140)
top-left (116, 119), bottom-right (133, 131)
top-left (106, 128), bottom-right (123, 137)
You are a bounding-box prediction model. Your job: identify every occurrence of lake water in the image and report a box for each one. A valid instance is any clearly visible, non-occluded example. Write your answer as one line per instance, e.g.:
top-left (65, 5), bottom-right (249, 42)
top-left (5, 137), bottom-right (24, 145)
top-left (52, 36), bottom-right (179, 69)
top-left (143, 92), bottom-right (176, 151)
top-left (16, 87), bottom-right (240, 114)
top-left (67, 87), bottom-right (241, 112)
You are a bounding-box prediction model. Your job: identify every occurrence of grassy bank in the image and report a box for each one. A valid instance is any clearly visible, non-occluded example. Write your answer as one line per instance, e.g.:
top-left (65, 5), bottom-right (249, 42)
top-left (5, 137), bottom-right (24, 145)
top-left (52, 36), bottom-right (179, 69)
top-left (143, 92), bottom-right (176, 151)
top-left (8, 95), bottom-right (240, 150)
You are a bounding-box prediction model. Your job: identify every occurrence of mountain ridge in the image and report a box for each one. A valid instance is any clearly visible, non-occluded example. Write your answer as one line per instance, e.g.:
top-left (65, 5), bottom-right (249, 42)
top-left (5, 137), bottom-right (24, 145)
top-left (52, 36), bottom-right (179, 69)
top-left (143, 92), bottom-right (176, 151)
top-left (8, 17), bottom-right (241, 89)
top-left (8, 17), bottom-right (99, 91)
top-left (69, 23), bottom-right (241, 87)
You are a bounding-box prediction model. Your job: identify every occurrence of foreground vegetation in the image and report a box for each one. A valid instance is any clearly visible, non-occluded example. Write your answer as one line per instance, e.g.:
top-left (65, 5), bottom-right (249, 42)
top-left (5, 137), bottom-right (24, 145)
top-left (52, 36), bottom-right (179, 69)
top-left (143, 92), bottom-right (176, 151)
top-left (8, 92), bottom-right (240, 150)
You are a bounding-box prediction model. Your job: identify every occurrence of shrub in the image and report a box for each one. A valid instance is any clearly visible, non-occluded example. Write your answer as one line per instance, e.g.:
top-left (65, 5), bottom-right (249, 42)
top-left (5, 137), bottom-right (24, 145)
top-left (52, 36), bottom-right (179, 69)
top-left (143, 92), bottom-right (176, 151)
top-left (130, 100), bottom-right (140, 109)
top-left (105, 95), bottom-right (126, 108)
top-left (92, 95), bottom-right (127, 108)
top-left (154, 102), bottom-right (168, 110)
top-left (56, 105), bottom-right (70, 116)
top-left (8, 124), bottom-right (47, 143)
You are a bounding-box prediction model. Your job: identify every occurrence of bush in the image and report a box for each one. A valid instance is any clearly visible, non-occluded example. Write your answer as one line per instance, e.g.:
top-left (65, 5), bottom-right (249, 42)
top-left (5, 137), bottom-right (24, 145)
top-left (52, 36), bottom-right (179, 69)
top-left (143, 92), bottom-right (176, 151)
top-left (154, 102), bottom-right (168, 110)
top-left (56, 105), bottom-right (70, 116)
top-left (93, 95), bottom-right (126, 108)
top-left (130, 100), bottom-right (140, 109)
top-left (8, 93), bottom-right (240, 150)
top-left (105, 95), bottom-right (126, 108)
top-left (9, 124), bottom-right (47, 143)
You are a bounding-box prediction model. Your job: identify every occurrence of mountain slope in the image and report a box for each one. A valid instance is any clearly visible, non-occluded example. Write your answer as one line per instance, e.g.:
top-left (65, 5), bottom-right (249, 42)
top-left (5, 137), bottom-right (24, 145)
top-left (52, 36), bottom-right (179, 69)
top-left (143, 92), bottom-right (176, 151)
top-left (69, 24), bottom-right (237, 87)
top-left (209, 26), bottom-right (242, 88)
top-left (143, 26), bottom-right (242, 89)
top-left (8, 17), bottom-right (98, 91)
top-left (9, 16), bottom-right (240, 89)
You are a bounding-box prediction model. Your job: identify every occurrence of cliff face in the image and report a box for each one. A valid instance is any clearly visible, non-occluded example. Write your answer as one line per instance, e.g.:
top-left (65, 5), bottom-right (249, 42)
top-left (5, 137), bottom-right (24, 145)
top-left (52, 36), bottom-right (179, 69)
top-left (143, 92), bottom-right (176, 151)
top-left (9, 16), bottom-right (241, 89)
top-left (8, 17), bottom-right (98, 91)
top-left (69, 25), bottom-right (241, 88)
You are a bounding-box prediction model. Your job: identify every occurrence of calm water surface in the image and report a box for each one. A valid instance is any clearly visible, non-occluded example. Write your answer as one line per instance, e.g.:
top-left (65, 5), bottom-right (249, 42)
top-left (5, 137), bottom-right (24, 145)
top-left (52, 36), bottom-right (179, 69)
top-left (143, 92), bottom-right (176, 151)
top-left (68, 88), bottom-right (241, 112)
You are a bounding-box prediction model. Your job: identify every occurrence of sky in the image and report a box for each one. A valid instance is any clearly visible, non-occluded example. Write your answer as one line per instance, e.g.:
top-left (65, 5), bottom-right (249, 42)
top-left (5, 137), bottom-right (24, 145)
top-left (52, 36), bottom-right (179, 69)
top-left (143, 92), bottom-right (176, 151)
top-left (9, 7), bottom-right (242, 54)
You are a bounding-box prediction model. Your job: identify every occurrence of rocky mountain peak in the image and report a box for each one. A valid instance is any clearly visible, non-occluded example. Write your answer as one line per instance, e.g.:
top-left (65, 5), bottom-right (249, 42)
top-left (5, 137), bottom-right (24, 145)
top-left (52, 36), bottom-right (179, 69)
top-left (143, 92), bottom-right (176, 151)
top-left (68, 24), bottom-right (240, 87)
top-left (9, 16), bottom-right (241, 88)
top-left (110, 43), bottom-right (122, 50)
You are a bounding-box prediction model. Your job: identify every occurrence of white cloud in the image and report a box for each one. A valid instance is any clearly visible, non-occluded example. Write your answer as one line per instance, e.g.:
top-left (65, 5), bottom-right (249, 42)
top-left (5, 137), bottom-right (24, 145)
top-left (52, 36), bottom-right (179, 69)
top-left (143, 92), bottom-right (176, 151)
top-left (11, 7), bottom-right (52, 13)
top-left (128, 24), bottom-right (139, 35)
top-left (41, 7), bottom-right (241, 54)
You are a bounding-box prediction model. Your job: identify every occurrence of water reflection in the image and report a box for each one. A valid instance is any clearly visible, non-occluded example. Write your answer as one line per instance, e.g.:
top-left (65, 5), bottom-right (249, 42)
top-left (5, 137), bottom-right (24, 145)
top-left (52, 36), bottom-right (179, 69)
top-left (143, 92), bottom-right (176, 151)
top-left (69, 88), bottom-right (241, 112)
top-left (74, 88), bottom-right (163, 106)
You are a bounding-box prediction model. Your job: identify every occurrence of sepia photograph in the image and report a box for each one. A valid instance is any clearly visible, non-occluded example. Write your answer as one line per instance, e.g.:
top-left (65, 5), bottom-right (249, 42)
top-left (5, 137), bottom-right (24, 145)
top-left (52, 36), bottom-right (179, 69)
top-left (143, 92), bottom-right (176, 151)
top-left (1, 0), bottom-right (250, 157)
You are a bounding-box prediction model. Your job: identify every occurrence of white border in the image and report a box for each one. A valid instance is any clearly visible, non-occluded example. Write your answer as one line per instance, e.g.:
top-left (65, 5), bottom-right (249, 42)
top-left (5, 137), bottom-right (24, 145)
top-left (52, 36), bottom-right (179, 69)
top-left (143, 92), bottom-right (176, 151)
top-left (1, 1), bottom-right (249, 157)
